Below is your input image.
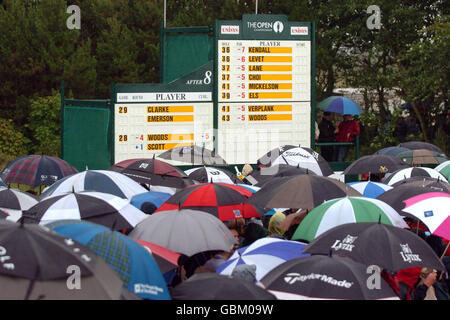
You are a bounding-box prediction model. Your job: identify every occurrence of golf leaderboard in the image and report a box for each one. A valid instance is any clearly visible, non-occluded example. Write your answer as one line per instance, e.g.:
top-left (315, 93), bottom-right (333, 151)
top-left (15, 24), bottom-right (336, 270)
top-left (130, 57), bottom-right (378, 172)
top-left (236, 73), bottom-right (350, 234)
top-left (215, 15), bottom-right (314, 164)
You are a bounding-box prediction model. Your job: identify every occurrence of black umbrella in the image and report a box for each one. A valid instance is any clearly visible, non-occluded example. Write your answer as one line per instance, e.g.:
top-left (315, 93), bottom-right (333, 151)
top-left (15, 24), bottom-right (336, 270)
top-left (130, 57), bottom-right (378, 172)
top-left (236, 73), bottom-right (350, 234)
top-left (399, 141), bottom-right (444, 154)
top-left (170, 273), bottom-right (276, 300)
top-left (389, 176), bottom-right (450, 192)
top-left (158, 145), bottom-right (227, 165)
top-left (0, 220), bottom-right (123, 299)
top-left (0, 209), bottom-right (8, 219)
top-left (249, 175), bottom-right (361, 211)
top-left (343, 155), bottom-right (409, 175)
top-left (383, 167), bottom-right (448, 186)
top-left (303, 222), bottom-right (446, 273)
top-left (108, 158), bottom-right (195, 189)
top-left (0, 186), bottom-right (39, 222)
top-left (249, 164), bottom-right (316, 187)
top-left (258, 255), bottom-right (399, 300)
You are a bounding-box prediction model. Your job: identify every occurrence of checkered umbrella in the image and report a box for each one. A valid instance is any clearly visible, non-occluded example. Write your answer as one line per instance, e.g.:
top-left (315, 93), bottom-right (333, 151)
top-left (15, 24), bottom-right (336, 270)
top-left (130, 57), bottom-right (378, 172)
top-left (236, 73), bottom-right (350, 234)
top-left (0, 155), bottom-right (78, 188)
top-left (21, 191), bottom-right (147, 231)
top-left (46, 220), bottom-right (171, 300)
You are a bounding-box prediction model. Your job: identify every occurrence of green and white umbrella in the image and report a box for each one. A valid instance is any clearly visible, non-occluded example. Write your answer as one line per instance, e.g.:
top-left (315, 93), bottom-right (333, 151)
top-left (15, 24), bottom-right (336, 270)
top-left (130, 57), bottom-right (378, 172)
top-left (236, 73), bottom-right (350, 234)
top-left (291, 197), bottom-right (409, 243)
top-left (435, 160), bottom-right (450, 182)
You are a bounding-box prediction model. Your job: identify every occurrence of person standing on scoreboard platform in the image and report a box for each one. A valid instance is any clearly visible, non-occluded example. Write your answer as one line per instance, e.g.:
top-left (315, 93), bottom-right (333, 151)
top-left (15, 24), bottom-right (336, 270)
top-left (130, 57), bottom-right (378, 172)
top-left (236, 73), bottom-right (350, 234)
top-left (318, 111), bottom-right (336, 162)
top-left (335, 114), bottom-right (360, 162)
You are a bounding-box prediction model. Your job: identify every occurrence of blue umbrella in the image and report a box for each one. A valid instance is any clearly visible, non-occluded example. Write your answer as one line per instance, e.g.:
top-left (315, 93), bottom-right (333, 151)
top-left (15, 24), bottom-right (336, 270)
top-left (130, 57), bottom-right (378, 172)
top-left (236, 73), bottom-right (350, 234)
top-left (347, 181), bottom-right (393, 198)
top-left (130, 191), bottom-right (171, 210)
top-left (317, 96), bottom-right (363, 115)
top-left (217, 237), bottom-right (309, 281)
top-left (45, 220), bottom-right (171, 300)
top-left (374, 146), bottom-right (410, 157)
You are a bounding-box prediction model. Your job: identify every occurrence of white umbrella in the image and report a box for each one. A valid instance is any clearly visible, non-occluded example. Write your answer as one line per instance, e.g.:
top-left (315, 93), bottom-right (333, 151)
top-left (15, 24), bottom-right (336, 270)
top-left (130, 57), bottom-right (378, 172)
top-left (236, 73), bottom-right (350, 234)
top-left (383, 167), bottom-right (447, 186)
top-left (185, 166), bottom-right (238, 184)
top-left (0, 186), bottom-right (38, 222)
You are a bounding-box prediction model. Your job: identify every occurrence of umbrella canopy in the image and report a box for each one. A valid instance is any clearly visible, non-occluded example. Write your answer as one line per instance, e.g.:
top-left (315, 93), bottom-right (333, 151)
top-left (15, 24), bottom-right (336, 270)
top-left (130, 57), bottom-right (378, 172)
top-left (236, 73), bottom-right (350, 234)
top-left (376, 185), bottom-right (446, 219)
top-left (155, 183), bottom-right (260, 221)
top-left (185, 166), bottom-right (239, 184)
top-left (0, 209), bottom-right (8, 219)
top-left (0, 186), bottom-right (38, 222)
top-left (346, 181), bottom-right (393, 198)
top-left (435, 160), bottom-right (450, 182)
top-left (257, 145), bottom-right (333, 176)
top-left (389, 176), bottom-right (450, 192)
top-left (0, 155), bottom-right (78, 188)
top-left (291, 197), bottom-right (409, 243)
top-left (343, 155), bottom-right (409, 175)
top-left (0, 220), bottom-right (123, 299)
top-left (303, 222), bottom-right (446, 272)
top-left (317, 96), bottom-right (363, 115)
top-left (171, 273), bottom-right (276, 300)
top-left (395, 149), bottom-right (448, 166)
top-left (0, 177), bottom-right (6, 187)
top-left (130, 191), bottom-right (171, 211)
top-left (39, 170), bottom-right (148, 200)
top-left (21, 191), bottom-right (147, 231)
top-left (402, 192), bottom-right (450, 240)
top-left (134, 239), bottom-right (185, 274)
top-left (158, 145), bottom-right (227, 165)
top-left (46, 220), bottom-right (171, 300)
top-left (373, 146), bottom-right (410, 157)
top-left (235, 184), bottom-right (287, 216)
top-left (109, 158), bottom-right (195, 189)
top-left (258, 255), bottom-right (399, 300)
top-left (382, 167), bottom-right (447, 186)
top-left (248, 175), bottom-right (361, 211)
top-left (217, 238), bottom-right (310, 281)
top-left (399, 141), bottom-right (444, 154)
top-left (249, 164), bottom-right (316, 187)
top-left (128, 209), bottom-right (237, 257)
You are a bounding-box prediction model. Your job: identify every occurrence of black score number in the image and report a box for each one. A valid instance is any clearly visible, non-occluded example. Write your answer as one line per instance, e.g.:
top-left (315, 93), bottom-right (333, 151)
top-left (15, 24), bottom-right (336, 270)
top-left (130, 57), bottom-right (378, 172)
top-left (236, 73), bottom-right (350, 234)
top-left (222, 115), bottom-right (230, 122)
top-left (222, 47), bottom-right (230, 53)
top-left (221, 106), bottom-right (230, 112)
top-left (118, 106), bottom-right (128, 113)
top-left (118, 135), bottom-right (128, 142)
top-left (222, 92), bottom-right (230, 99)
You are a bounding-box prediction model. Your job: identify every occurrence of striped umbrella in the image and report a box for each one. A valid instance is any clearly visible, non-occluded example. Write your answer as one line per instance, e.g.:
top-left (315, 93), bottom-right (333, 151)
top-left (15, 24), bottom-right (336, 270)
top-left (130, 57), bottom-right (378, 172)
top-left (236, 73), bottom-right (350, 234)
top-left (291, 197), bottom-right (409, 243)
top-left (382, 167), bottom-right (447, 186)
top-left (0, 186), bottom-right (38, 222)
top-left (184, 166), bottom-right (239, 184)
top-left (435, 160), bottom-right (450, 182)
top-left (346, 181), bottom-right (393, 198)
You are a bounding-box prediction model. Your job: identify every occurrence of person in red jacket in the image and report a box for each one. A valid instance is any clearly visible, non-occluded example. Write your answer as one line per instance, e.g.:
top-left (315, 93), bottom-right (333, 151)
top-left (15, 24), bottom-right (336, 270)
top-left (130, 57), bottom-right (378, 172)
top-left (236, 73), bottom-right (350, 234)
top-left (335, 114), bottom-right (360, 162)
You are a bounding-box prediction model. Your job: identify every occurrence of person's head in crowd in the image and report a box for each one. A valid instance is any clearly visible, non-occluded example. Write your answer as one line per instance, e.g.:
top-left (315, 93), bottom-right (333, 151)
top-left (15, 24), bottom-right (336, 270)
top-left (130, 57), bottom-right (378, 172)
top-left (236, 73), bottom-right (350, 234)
top-left (419, 268), bottom-right (437, 287)
top-left (140, 202), bottom-right (157, 215)
top-left (268, 211), bottom-right (286, 237)
top-left (242, 222), bottom-right (269, 247)
top-left (223, 218), bottom-right (245, 236)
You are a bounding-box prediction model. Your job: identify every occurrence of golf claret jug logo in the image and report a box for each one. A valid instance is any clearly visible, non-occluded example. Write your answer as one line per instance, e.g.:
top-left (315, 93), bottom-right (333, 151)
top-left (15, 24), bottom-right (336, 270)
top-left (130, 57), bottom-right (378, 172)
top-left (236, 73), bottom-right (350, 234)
top-left (400, 244), bottom-right (422, 263)
top-left (331, 235), bottom-right (358, 252)
top-left (284, 272), bottom-right (353, 288)
top-left (273, 21), bottom-right (284, 33)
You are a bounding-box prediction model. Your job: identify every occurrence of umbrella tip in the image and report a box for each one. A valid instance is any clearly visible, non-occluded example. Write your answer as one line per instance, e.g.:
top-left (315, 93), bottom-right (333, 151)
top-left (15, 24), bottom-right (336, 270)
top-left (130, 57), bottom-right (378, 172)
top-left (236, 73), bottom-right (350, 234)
top-left (328, 249), bottom-right (333, 257)
top-left (378, 214), bottom-right (381, 224)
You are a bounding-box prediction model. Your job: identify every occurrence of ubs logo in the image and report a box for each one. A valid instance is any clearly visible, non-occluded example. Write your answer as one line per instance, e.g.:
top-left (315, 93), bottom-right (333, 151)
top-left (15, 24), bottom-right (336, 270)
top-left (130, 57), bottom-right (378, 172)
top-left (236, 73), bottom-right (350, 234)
top-left (273, 21), bottom-right (284, 33)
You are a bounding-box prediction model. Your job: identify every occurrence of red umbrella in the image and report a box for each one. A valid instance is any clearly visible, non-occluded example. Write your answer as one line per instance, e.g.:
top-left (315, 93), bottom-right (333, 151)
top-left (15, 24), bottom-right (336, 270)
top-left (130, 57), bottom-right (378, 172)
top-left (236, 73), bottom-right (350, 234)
top-left (134, 239), bottom-right (185, 274)
top-left (155, 183), bottom-right (261, 221)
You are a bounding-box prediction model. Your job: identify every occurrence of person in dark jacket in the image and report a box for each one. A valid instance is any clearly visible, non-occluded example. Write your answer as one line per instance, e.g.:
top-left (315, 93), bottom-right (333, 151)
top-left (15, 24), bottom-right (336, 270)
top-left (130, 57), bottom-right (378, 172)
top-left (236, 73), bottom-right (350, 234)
top-left (318, 112), bottom-right (336, 162)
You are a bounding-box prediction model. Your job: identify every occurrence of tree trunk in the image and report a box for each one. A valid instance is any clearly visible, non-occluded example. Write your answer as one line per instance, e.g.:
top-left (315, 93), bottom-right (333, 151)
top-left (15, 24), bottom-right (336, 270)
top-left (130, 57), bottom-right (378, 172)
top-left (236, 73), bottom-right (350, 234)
top-left (410, 101), bottom-right (429, 142)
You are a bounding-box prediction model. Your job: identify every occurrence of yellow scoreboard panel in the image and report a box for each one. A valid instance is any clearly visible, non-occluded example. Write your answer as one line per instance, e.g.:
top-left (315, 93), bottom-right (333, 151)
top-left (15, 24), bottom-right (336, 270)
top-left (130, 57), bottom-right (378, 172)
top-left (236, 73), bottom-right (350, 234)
top-left (218, 40), bottom-right (311, 164)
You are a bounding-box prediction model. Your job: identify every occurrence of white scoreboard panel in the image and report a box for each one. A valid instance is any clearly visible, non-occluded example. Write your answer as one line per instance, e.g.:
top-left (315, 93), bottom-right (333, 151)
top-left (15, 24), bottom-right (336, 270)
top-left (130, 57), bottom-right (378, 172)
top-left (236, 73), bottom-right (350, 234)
top-left (114, 102), bottom-right (214, 163)
top-left (217, 40), bottom-right (311, 164)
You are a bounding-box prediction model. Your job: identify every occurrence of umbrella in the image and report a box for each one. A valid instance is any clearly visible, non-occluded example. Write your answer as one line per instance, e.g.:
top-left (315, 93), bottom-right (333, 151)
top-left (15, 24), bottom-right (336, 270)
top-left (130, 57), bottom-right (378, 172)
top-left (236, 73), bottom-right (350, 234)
top-left (395, 149), bottom-right (448, 166)
top-left (184, 166), bottom-right (239, 184)
top-left (236, 184), bottom-right (288, 216)
top-left (130, 191), bottom-right (171, 211)
top-left (108, 158), bottom-right (195, 189)
top-left (128, 209), bottom-right (237, 257)
top-left (257, 145), bottom-right (333, 176)
top-left (171, 273), bottom-right (276, 300)
top-left (217, 238), bottom-right (310, 281)
top-left (317, 96), bottom-right (363, 115)
top-left (248, 175), bottom-right (361, 211)
top-left (382, 167), bottom-right (447, 186)
top-left (39, 170), bottom-right (148, 200)
top-left (249, 164), bottom-right (316, 187)
top-left (258, 255), bottom-right (399, 300)
top-left (435, 160), bottom-right (450, 182)
top-left (158, 145), bottom-right (227, 166)
top-left (0, 220), bottom-right (123, 299)
top-left (389, 176), bottom-right (450, 192)
top-left (373, 146), bottom-right (410, 157)
top-left (291, 197), bottom-right (409, 243)
top-left (346, 181), bottom-right (393, 198)
top-left (399, 141), bottom-right (444, 154)
top-left (134, 239), bottom-right (185, 274)
top-left (21, 191), bottom-right (147, 231)
top-left (303, 222), bottom-right (446, 272)
top-left (0, 177), bottom-right (6, 187)
top-left (0, 209), bottom-right (9, 219)
top-left (0, 186), bottom-right (38, 222)
top-left (46, 220), bottom-right (171, 300)
top-left (343, 155), bottom-right (409, 175)
top-left (376, 185), bottom-right (446, 218)
top-left (155, 183), bottom-right (261, 221)
top-left (402, 192), bottom-right (450, 240)
top-left (0, 155), bottom-right (78, 188)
